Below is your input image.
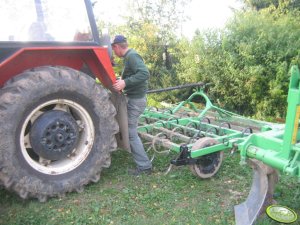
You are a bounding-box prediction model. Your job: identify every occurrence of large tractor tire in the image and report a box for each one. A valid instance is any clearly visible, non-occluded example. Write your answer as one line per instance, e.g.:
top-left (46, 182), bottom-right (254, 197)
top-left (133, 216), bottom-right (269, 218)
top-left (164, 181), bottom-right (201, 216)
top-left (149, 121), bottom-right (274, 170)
top-left (0, 66), bottom-right (118, 202)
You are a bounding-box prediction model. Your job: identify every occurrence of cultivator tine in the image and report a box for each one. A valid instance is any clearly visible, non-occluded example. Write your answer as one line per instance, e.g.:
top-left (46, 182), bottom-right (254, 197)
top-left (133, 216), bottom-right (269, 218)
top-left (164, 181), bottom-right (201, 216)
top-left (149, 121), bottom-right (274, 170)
top-left (234, 159), bottom-right (278, 225)
top-left (164, 164), bottom-right (173, 175)
top-left (144, 142), bottom-right (156, 162)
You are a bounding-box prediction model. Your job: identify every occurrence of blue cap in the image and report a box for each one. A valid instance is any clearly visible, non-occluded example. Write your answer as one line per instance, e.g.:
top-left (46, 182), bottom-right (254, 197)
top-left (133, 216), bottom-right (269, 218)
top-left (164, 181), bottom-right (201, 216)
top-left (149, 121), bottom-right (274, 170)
top-left (111, 35), bottom-right (127, 45)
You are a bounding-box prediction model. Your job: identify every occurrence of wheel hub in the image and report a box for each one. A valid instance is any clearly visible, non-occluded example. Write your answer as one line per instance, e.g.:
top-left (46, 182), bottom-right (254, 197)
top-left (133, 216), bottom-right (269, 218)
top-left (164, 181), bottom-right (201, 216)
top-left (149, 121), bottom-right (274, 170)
top-left (196, 152), bottom-right (220, 174)
top-left (30, 110), bottom-right (79, 160)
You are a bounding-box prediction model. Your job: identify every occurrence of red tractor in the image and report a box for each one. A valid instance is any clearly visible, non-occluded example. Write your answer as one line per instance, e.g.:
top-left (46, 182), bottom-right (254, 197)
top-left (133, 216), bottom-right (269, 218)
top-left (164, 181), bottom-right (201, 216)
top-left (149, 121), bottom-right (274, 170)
top-left (0, 0), bottom-right (128, 201)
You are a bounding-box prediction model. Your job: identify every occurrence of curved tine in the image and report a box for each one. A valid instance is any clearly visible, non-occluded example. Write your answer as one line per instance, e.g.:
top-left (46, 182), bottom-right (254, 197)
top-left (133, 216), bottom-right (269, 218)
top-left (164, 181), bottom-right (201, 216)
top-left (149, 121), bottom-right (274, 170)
top-left (150, 153), bottom-right (155, 162)
top-left (205, 127), bottom-right (219, 137)
top-left (144, 142), bottom-right (152, 151)
top-left (218, 122), bottom-right (231, 136)
top-left (169, 127), bottom-right (184, 141)
top-left (163, 108), bottom-right (173, 114)
top-left (200, 117), bottom-right (211, 124)
top-left (151, 132), bottom-right (170, 154)
top-left (154, 120), bottom-right (166, 128)
top-left (164, 164), bottom-right (173, 175)
top-left (241, 127), bottom-right (253, 136)
top-left (184, 121), bottom-right (198, 136)
top-left (220, 121), bottom-right (231, 129)
top-left (145, 144), bottom-right (156, 162)
top-left (187, 121), bottom-right (198, 129)
top-left (188, 131), bottom-right (203, 144)
top-left (167, 116), bottom-right (179, 124)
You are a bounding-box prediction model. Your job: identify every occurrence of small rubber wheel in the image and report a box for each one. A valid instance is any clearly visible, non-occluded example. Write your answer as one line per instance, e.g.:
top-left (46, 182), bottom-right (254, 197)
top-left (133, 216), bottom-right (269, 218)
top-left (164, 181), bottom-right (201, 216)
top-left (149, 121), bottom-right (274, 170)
top-left (189, 137), bottom-right (223, 178)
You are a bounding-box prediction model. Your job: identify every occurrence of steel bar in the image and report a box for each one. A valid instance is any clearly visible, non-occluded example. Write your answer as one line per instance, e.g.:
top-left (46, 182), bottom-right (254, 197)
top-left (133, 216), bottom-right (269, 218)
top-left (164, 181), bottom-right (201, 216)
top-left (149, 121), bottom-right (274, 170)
top-left (139, 132), bottom-right (179, 151)
top-left (147, 82), bottom-right (204, 94)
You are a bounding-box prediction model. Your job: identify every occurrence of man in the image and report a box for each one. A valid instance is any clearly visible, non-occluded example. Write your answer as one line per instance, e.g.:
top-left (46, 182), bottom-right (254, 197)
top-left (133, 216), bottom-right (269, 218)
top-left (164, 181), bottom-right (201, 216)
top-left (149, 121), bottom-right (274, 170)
top-left (111, 35), bottom-right (152, 175)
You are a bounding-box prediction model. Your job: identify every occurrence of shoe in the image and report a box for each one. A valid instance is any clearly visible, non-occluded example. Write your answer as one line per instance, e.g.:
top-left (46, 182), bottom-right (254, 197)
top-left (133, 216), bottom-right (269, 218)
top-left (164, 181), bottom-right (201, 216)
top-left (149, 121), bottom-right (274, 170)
top-left (128, 168), bottom-right (152, 176)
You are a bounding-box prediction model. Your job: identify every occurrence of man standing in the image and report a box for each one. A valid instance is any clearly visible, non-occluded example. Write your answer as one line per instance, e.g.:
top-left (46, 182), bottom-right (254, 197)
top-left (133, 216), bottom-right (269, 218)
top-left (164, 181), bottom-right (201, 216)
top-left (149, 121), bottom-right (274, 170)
top-left (112, 35), bottom-right (152, 175)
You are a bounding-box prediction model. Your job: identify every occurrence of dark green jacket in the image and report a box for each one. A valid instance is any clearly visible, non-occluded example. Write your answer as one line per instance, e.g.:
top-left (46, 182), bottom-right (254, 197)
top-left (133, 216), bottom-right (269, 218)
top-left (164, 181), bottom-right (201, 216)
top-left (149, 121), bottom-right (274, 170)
top-left (122, 49), bottom-right (149, 98)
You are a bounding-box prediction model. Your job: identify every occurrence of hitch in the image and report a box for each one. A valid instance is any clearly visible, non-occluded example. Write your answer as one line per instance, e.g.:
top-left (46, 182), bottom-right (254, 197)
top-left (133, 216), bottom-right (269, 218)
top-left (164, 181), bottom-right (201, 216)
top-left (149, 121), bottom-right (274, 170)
top-left (170, 144), bottom-right (196, 166)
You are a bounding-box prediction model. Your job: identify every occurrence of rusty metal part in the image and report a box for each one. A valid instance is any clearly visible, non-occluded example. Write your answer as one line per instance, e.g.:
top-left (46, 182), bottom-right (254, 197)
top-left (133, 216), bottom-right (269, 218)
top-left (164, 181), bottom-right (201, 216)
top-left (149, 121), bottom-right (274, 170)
top-left (110, 92), bottom-right (130, 152)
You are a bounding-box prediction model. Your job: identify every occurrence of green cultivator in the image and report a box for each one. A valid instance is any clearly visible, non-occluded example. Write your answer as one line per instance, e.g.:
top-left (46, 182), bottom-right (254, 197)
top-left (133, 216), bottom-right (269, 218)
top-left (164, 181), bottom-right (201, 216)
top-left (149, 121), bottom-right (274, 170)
top-left (138, 66), bottom-right (300, 224)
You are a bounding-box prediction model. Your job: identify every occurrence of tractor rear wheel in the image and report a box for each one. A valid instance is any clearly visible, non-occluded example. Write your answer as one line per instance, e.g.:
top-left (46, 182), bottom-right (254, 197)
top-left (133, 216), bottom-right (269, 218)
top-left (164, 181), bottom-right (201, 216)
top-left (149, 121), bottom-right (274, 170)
top-left (189, 137), bottom-right (223, 178)
top-left (0, 66), bottom-right (118, 201)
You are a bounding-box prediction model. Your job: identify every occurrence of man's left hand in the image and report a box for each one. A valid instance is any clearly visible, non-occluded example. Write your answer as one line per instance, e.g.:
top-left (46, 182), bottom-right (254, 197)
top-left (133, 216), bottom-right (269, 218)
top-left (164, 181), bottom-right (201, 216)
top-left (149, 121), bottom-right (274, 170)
top-left (112, 79), bottom-right (126, 92)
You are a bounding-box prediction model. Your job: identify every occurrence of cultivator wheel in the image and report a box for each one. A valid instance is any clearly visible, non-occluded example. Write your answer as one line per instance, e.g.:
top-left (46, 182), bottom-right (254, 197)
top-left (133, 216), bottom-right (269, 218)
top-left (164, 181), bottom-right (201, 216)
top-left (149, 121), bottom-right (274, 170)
top-left (189, 137), bottom-right (224, 178)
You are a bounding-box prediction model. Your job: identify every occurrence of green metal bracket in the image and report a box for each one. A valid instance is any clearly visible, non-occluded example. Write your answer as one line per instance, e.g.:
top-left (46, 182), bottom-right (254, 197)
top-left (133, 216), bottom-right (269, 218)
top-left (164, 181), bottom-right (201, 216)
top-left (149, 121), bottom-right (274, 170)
top-left (239, 66), bottom-right (300, 177)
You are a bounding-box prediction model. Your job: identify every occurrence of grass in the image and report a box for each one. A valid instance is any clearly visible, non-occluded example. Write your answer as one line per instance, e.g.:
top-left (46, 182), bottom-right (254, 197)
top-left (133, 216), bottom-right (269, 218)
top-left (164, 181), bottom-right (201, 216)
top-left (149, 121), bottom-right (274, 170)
top-left (0, 149), bottom-right (299, 225)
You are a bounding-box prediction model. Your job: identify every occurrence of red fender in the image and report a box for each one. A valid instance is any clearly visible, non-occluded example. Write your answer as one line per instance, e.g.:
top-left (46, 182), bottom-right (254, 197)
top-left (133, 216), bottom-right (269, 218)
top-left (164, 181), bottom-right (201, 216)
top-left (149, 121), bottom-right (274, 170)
top-left (0, 46), bottom-right (116, 89)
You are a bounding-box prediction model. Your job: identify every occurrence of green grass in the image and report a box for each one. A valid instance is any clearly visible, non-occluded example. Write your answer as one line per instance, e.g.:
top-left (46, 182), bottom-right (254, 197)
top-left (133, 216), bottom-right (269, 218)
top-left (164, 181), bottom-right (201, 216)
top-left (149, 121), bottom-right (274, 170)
top-left (0, 149), bottom-right (299, 225)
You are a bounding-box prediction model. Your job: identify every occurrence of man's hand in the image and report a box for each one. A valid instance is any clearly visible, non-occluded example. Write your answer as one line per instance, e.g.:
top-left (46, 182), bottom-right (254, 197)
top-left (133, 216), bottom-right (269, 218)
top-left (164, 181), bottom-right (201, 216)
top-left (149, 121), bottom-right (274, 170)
top-left (112, 79), bottom-right (126, 92)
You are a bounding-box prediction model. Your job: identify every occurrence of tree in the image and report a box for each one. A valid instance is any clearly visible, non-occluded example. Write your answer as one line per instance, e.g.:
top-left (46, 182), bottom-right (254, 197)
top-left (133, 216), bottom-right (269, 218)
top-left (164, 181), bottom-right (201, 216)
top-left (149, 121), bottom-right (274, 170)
top-left (124, 0), bottom-right (190, 43)
top-left (241, 0), bottom-right (279, 10)
top-left (222, 9), bottom-right (300, 118)
top-left (176, 8), bottom-right (300, 119)
top-left (240, 0), bottom-right (300, 11)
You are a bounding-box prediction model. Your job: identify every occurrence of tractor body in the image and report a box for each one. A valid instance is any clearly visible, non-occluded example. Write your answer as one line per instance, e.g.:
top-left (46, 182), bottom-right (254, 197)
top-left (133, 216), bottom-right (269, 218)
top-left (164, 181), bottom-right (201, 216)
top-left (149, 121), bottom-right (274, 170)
top-left (0, 0), bottom-right (130, 202)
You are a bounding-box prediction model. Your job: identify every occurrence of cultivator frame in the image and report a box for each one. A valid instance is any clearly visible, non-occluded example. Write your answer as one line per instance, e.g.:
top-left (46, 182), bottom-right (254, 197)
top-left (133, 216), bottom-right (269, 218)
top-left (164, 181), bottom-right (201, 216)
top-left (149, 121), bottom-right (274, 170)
top-left (138, 66), bottom-right (300, 225)
top-left (139, 83), bottom-right (273, 171)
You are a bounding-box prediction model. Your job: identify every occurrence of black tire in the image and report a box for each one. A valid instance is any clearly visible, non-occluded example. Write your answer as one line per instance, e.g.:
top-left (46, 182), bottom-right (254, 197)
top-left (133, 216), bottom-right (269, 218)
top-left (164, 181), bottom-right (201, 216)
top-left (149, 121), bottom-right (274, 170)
top-left (0, 66), bottom-right (118, 201)
top-left (189, 137), bottom-right (223, 178)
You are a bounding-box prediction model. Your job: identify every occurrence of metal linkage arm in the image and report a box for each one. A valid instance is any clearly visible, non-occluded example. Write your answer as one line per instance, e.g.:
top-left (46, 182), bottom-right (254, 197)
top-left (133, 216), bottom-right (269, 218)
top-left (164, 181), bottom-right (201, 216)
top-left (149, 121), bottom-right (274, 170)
top-left (147, 82), bottom-right (205, 94)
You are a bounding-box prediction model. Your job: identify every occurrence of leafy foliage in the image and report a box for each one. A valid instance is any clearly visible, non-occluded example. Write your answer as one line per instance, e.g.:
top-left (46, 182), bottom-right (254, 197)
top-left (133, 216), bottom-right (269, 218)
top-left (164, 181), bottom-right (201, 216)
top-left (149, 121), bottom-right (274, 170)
top-left (124, 0), bottom-right (190, 43)
top-left (240, 0), bottom-right (300, 11)
top-left (97, 0), bottom-right (300, 120)
top-left (221, 9), bottom-right (300, 118)
top-left (176, 9), bottom-right (300, 119)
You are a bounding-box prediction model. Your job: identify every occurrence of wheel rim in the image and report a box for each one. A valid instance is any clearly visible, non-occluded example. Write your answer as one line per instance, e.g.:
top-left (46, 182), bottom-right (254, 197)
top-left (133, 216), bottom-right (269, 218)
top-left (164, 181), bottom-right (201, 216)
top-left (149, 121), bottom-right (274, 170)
top-left (190, 137), bottom-right (223, 178)
top-left (194, 152), bottom-right (222, 174)
top-left (20, 99), bottom-right (95, 175)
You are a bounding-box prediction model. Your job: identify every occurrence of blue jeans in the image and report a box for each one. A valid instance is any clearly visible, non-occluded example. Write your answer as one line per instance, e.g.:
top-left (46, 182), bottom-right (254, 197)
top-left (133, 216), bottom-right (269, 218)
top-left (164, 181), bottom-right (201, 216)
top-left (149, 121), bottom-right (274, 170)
top-left (127, 96), bottom-right (152, 170)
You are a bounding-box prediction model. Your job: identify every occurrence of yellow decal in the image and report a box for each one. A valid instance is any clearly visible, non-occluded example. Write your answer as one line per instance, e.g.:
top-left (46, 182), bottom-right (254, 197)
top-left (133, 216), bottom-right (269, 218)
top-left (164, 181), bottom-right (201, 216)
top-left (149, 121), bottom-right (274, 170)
top-left (292, 105), bottom-right (300, 144)
top-left (266, 205), bottom-right (298, 223)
